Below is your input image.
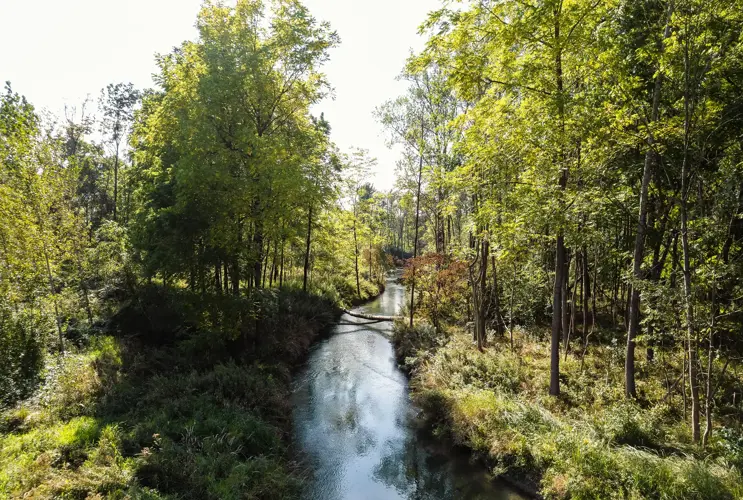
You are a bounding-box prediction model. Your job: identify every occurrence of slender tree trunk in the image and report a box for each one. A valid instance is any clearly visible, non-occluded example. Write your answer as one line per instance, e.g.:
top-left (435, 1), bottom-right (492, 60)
top-left (409, 127), bottom-right (424, 327)
top-left (73, 244), bottom-right (93, 327)
top-left (353, 214), bottom-right (361, 298)
top-left (477, 238), bottom-right (489, 351)
top-left (582, 246), bottom-right (590, 347)
top-left (269, 239), bottom-right (277, 288)
top-left (232, 221), bottom-right (241, 295)
top-left (566, 255), bottom-right (579, 360)
top-left (253, 211), bottom-right (263, 291)
top-left (680, 17), bottom-right (700, 443)
top-left (279, 238), bottom-right (285, 288)
top-left (491, 256), bottom-right (504, 337)
top-left (509, 263), bottom-right (516, 352)
top-left (44, 248), bottom-right (64, 353)
top-left (682, 201), bottom-right (700, 442)
top-left (562, 253), bottom-right (571, 352)
top-left (113, 142), bottom-right (120, 221)
top-left (304, 205), bottom-right (313, 292)
top-left (550, 7), bottom-right (567, 397)
top-left (262, 240), bottom-right (269, 288)
top-left (551, 234), bottom-right (566, 396)
top-left (702, 283), bottom-right (716, 447)
top-left (626, 0), bottom-right (673, 399)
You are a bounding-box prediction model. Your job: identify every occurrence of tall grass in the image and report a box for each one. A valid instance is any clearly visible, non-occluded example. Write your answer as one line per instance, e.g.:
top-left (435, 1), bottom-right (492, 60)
top-left (397, 324), bottom-right (743, 499)
top-left (1, 285), bottom-right (340, 499)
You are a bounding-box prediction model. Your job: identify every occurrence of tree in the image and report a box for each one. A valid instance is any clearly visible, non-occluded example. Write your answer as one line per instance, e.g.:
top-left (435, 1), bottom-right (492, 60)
top-left (100, 82), bottom-right (139, 222)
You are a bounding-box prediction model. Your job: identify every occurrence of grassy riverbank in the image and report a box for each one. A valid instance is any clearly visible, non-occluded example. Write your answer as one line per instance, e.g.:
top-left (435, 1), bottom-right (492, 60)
top-left (0, 281), bottom-right (378, 499)
top-left (393, 323), bottom-right (743, 499)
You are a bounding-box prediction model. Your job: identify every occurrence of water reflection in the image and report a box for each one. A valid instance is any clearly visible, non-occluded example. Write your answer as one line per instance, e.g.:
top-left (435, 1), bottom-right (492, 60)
top-left (292, 274), bottom-right (522, 500)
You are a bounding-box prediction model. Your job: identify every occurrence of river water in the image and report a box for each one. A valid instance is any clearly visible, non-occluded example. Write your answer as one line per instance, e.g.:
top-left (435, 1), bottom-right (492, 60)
top-left (292, 273), bottom-right (523, 500)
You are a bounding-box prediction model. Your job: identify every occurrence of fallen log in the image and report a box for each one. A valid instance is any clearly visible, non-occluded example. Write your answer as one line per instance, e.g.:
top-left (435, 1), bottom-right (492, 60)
top-left (337, 320), bottom-right (387, 326)
top-left (342, 309), bottom-right (401, 322)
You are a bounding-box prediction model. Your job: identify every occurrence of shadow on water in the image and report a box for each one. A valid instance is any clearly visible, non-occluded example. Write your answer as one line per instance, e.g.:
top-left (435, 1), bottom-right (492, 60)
top-left (292, 273), bottom-right (524, 500)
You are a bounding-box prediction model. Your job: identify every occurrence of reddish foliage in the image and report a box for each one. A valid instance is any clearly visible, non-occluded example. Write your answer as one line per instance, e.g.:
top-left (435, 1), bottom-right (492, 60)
top-left (403, 253), bottom-right (469, 327)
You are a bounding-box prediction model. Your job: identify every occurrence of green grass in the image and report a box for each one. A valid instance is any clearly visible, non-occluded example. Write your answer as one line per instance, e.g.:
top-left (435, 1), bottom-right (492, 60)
top-left (395, 325), bottom-right (743, 499)
top-left (1, 286), bottom-right (341, 499)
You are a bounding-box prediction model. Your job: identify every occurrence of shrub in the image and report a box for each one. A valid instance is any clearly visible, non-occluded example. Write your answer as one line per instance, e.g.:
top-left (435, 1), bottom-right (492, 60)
top-left (0, 309), bottom-right (45, 408)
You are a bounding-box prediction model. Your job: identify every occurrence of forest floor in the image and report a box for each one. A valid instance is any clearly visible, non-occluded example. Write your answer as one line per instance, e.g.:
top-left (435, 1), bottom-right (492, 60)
top-left (393, 322), bottom-right (743, 499)
top-left (0, 278), bottom-right (382, 499)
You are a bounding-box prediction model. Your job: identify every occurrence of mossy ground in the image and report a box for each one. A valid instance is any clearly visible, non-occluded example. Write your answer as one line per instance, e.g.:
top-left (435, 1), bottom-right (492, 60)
top-left (393, 323), bottom-right (743, 499)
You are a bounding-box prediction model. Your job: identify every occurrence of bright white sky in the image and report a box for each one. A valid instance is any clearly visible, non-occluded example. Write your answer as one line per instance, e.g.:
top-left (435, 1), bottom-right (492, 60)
top-left (0, 0), bottom-right (441, 190)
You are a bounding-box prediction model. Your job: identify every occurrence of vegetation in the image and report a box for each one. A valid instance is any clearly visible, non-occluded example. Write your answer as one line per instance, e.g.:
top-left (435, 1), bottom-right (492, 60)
top-left (0, 0), bottom-right (386, 497)
top-left (1, 288), bottom-right (339, 498)
top-left (379, 0), bottom-right (743, 497)
top-left (4, 0), bottom-right (743, 497)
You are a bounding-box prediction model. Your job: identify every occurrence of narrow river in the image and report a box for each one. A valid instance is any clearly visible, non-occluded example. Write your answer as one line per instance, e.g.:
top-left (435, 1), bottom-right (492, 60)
top-left (292, 273), bottom-right (523, 500)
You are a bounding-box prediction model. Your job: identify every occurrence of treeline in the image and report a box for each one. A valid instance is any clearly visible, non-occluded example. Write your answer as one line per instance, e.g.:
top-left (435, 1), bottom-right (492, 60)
top-left (0, 0), bottom-right (388, 409)
top-left (378, 0), bottom-right (743, 451)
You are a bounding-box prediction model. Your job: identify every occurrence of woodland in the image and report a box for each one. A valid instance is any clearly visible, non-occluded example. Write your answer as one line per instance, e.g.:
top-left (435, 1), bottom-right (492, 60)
top-left (2, 0), bottom-right (743, 498)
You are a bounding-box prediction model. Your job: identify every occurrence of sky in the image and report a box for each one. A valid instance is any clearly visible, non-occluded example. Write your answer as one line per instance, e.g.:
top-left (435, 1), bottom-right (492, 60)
top-left (0, 0), bottom-right (441, 190)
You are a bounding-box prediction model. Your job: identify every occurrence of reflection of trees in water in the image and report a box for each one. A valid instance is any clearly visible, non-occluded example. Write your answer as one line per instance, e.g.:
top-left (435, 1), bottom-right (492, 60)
top-left (372, 434), bottom-right (456, 500)
top-left (372, 430), bottom-right (511, 500)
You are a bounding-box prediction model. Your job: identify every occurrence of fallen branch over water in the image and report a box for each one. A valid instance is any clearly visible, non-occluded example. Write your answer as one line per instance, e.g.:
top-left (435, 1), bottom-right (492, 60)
top-left (337, 320), bottom-right (387, 326)
top-left (342, 309), bottom-right (401, 322)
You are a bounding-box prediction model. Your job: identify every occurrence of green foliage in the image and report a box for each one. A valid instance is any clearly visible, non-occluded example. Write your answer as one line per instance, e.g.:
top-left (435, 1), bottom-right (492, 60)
top-left (397, 326), bottom-right (743, 498)
top-left (0, 310), bottom-right (45, 408)
top-left (0, 283), bottom-right (338, 499)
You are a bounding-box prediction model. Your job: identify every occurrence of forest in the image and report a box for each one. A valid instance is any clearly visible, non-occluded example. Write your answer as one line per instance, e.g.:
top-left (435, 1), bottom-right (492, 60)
top-left (2, 0), bottom-right (743, 498)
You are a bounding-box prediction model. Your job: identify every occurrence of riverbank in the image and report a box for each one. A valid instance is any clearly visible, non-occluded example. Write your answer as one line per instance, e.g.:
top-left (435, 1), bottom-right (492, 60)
top-left (0, 284), bottom-right (349, 499)
top-left (392, 323), bottom-right (743, 499)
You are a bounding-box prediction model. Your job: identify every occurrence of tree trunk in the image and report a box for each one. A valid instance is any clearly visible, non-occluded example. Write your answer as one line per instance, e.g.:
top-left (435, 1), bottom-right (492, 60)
top-left (279, 237), bottom-right (285, 288)
top-left (269, 239), bottom-right (277, 288)
top-left (582, 246), bottom-right (590, 347)
top-left (509, 263), bottom-right (516, 351)
top-left (353, 215), bottom-right (361, 298)
top-left (562, 262), bottom-right (568, 335)
top-left (409, 126), bottom-right (424, 327)
top-left (550, 6), bottom-right (567, 397)
top-left (44, 248), bottom-right (64, 354)
top-left (682, 201), bottom-right (700, 442)
top-left (491, 256), bottom-right (505, 337)
top-left (551, 234), bottom-right (566, 396)
top-left (626, 0), bottom-right (673, 399)
top-left (702, 284), bottom-right (716, 447)
top-left (477, 238), bottom-right (489, 351)
top-left (262, 240), bottom-right (269, 288)
top-left (113, 141), bottom-right (120, 221)
top-left (253, 209), bottom-right (263, 291)
top-left (304, 204), bottom-right (312, 292)
top-left (232, 245), bottom-right (240, 294)
top-left (680, 11), bottom-right (700, 443)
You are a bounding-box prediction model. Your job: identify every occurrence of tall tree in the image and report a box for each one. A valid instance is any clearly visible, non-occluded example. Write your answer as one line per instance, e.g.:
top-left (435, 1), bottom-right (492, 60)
top-left (100, 82), bottom-right (139, 222)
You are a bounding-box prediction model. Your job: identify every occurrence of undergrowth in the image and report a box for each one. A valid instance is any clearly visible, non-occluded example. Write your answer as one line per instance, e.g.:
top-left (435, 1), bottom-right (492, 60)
top-left (395, 324), bottom-right (743, 499)
top-left (0, 286), bottom-right (340, 499)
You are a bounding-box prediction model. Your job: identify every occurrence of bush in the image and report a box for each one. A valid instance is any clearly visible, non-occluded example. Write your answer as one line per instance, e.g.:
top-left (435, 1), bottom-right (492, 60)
top-left (0, 309), bottom-right (45, 409)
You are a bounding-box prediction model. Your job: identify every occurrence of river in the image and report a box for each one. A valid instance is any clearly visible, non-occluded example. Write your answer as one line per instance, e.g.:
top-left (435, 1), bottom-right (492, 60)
top-left (292, 273), bottom-right (524, 500)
